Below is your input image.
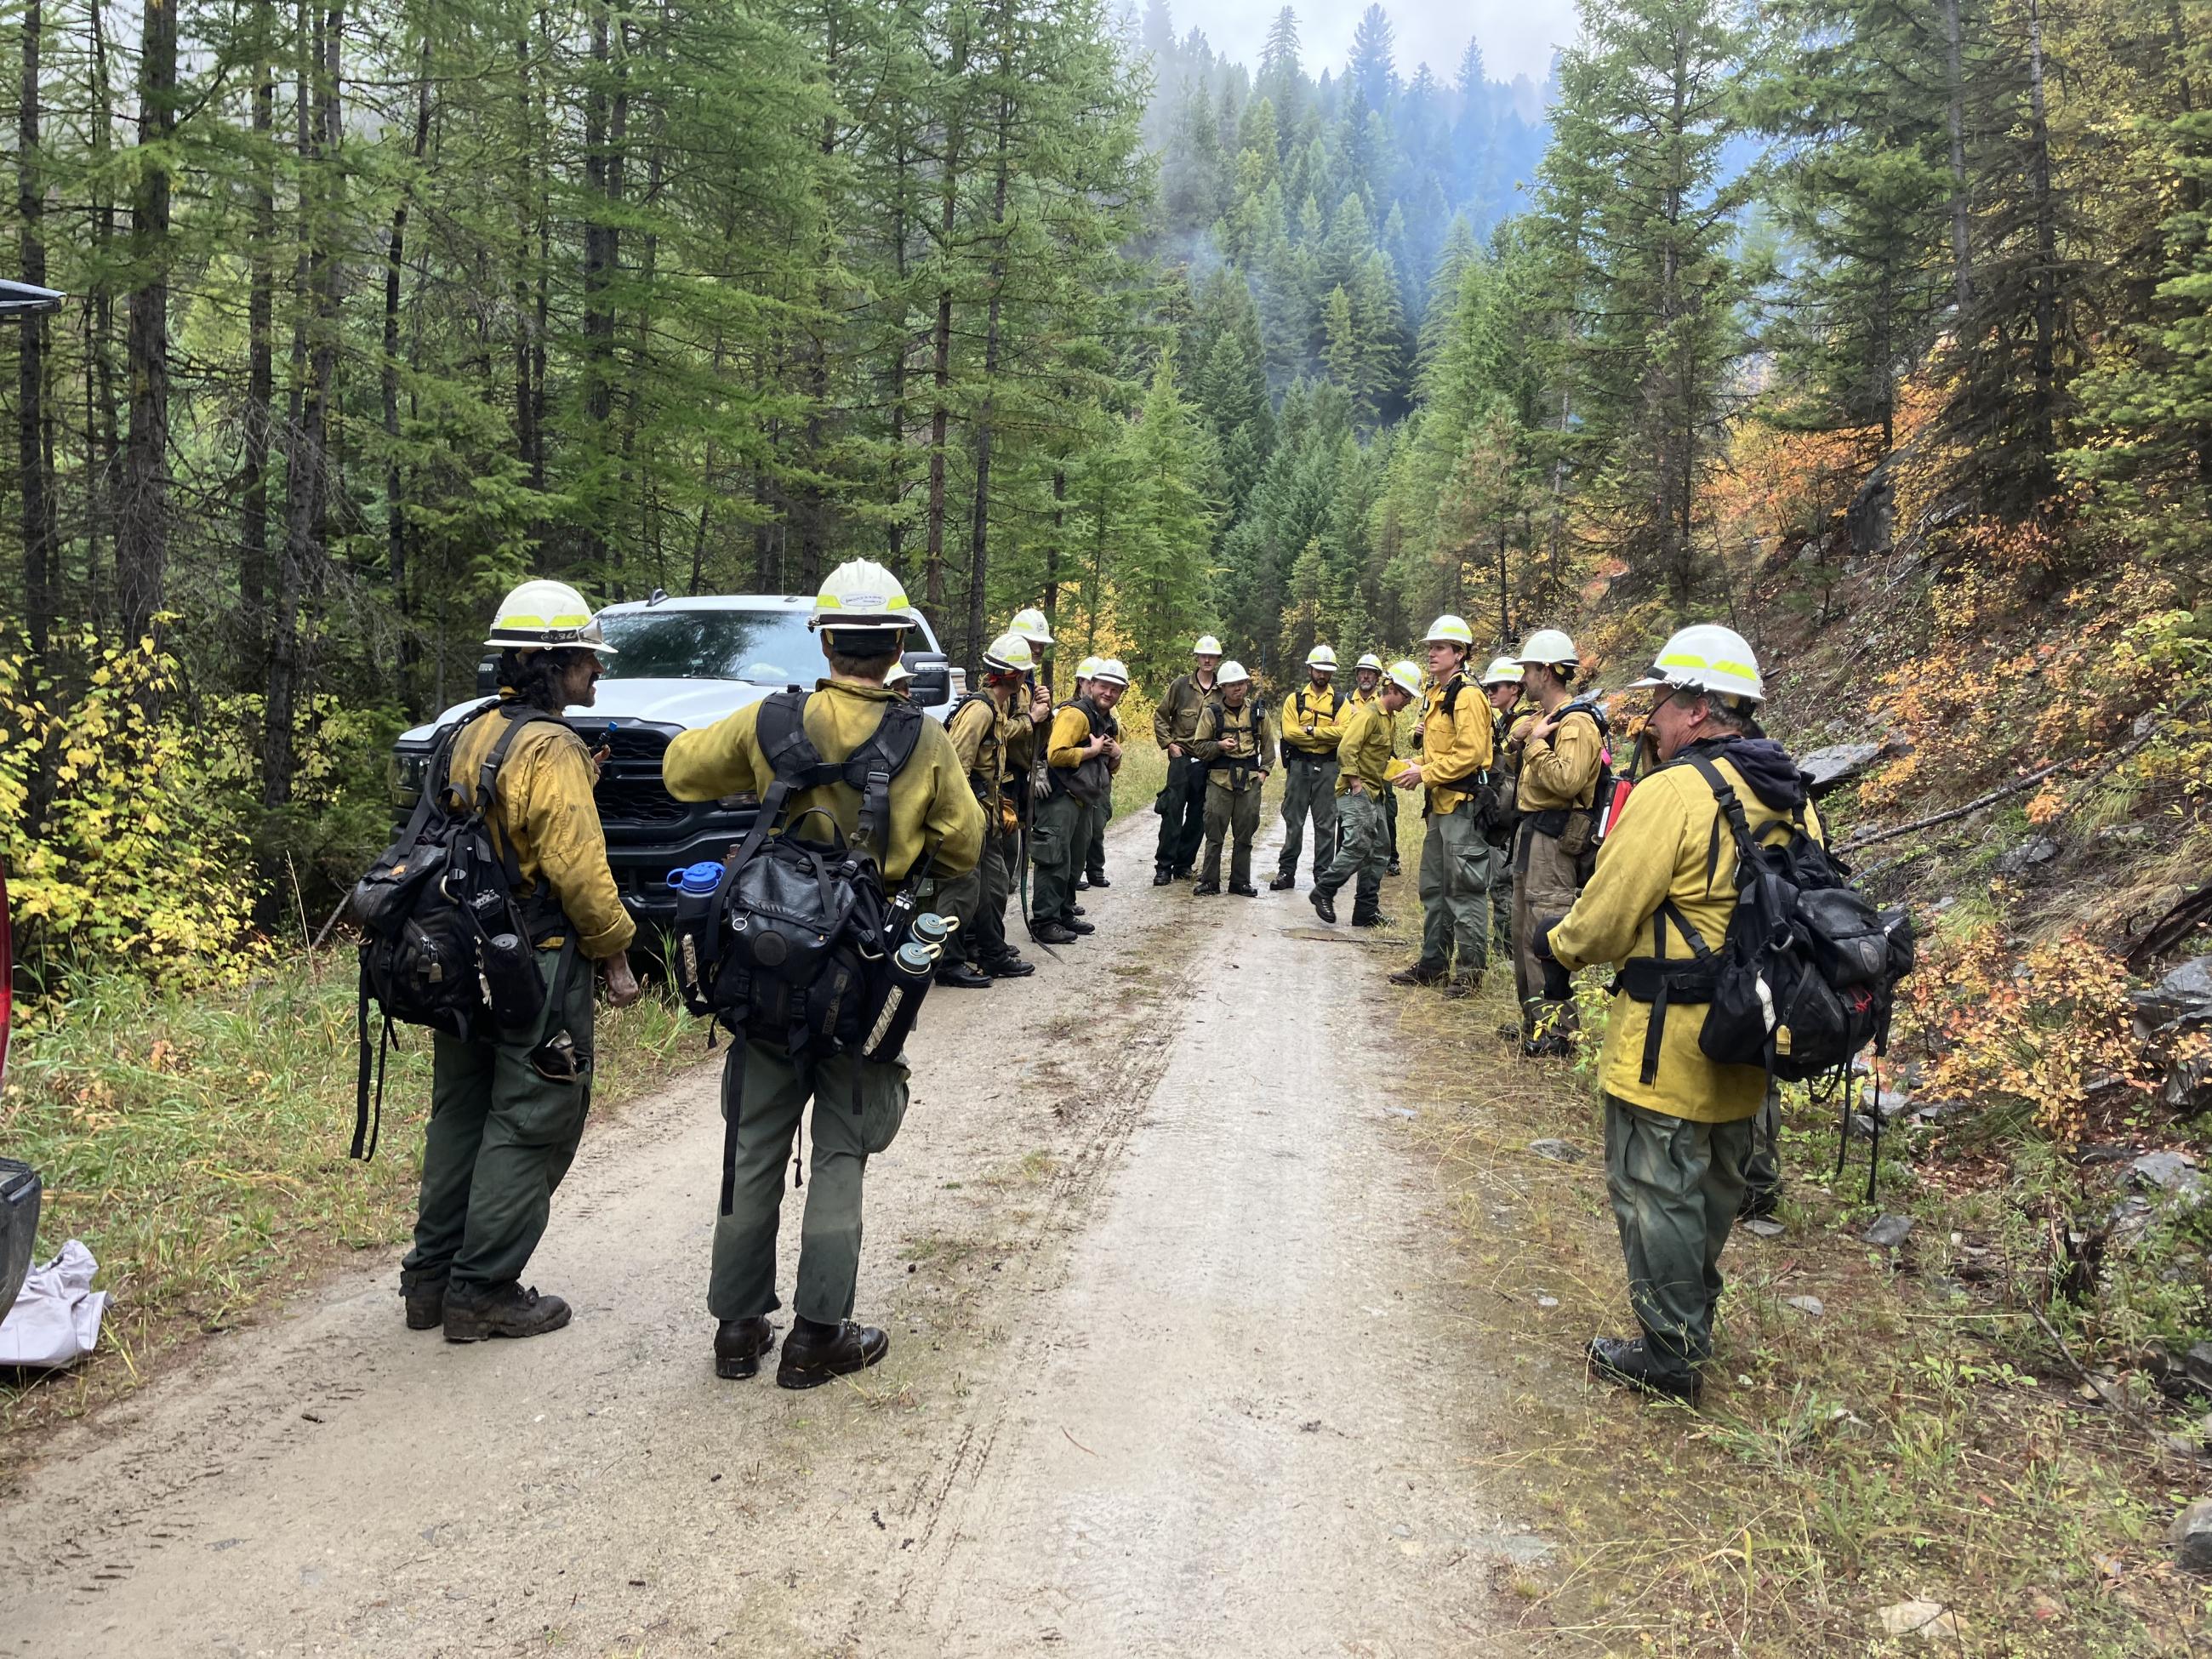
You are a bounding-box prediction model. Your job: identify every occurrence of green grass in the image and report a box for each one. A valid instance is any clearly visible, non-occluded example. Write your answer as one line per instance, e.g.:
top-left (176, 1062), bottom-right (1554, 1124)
top-left (1387, 929), bottom-right (2210, 1654)
top-left (0, 956), bottom-right (706, 1451)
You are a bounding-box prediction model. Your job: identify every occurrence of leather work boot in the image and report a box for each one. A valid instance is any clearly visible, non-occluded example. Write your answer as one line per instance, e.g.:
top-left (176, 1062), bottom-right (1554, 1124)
top-left (1076, 876), bottom-right (1092, 891)
top-left (1088, 873), bottom-right (1111, 888)
top-left (937, 961), bottom-right (994, 989)
top-left (1350, 908), bottom-right (1389, 928)
top-left (1172, 865), bottom-right (1194, 880)
top-left (1153, 867), bottom-right (1174, 887)
top-left (443, 1282), bottom-right (572, 1343)
top-left (1031, 921), bottom-right (1082, 945)
top-left (400, 1268), bottom-right (448, 1331)
top-left (1523, 1031), bottom-right (1574, 1058)
top-left (1387, 858), bottom-right (1402, 877)
top-left (778, 1318), bottom-right (890, 1389)
top-left (984, 954), bottom-right (1036, 979)
top-left (1309, 888), bottom-right (1337, 925)
top-left (1192, 880), bottom-right (1221, 896)
top-left (713, 1315), bottom-right (778, 1381)
top-left (1388, 960), bottom-right (1448, 987)
top-left (1440, 973), bottom-right (1482, 1001)
top-left (1229, 882), bottom-right (1259, 898)
top-left (1268, 872), bottom-right (1297, 892)
top-left (1587, 1336), bottom-right (1700, 1405)
top-left (1070, 904), bottom-right (1086, 916)
top-left (1059, 915), bottom-right (1096, 935)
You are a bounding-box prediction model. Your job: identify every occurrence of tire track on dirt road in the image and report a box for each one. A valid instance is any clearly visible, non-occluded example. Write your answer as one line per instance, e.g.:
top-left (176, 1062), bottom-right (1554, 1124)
top-left (0, 812), bottom-right (1548, 1656)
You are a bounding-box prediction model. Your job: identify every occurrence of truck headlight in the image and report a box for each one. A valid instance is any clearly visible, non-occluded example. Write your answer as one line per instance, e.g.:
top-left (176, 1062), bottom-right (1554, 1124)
top-left (393, 747), bottom-right (432, 806)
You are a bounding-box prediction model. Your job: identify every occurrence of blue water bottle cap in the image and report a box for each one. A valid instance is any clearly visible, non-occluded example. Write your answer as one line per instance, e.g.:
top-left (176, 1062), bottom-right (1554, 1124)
top-left (895, 942), bottom-right (936, 974)
top-left (669, 860), bottom-right (722, 893)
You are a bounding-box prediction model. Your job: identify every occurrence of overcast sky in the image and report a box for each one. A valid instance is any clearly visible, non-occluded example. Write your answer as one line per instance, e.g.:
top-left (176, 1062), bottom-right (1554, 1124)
top-left (1192, 1), bottom-right (1576, 89)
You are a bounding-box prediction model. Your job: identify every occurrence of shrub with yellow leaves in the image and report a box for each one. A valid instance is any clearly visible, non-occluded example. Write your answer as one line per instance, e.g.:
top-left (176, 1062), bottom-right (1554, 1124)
top-left (1908, 922), bottom-right (2148, 1147)
top-left (0, 630), bottom-right (271, 991)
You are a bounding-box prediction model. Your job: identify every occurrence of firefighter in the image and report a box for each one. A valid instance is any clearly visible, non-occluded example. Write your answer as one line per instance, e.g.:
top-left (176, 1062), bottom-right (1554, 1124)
top-left (1031, 658), bottom-right (1126, 943)
top-left (1153, 636), bottom-right (1224, 885)
top-left (1536, 624), bottom-right (1812, 1405)
top-left (1388, 616), bottom-right (1499, 999)
top-left (1350, 653), bottom-right (1402, 876)
top-left (663, 561), bottom-right (984, 1388)
top-left (1190, 661), bottom-right (1272, 896)
top-left (400, 581), bottom-right (642, 1343)
top-left (938, 631), bottom-right (1040, 982)
top-left (1309, 659), bottom-right (1419, 926)
top-left (1479, 657), bottom-right (1527, 986)
top-left (1271, 646), bottom-right (1346, 891)
top-left (1508, 630), bottom-right (1607, 1054)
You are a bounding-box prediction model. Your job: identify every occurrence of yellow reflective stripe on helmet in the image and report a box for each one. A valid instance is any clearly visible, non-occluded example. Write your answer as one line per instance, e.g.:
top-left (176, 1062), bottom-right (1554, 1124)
top-left (500, 613), bottom-right (545, 627)
top-left (550, 613), bottom-right (589, 628)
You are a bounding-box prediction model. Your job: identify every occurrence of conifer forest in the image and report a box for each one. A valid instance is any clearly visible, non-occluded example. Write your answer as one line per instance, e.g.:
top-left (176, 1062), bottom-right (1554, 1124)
top-left (0, 0), bottom-right (2209, 943)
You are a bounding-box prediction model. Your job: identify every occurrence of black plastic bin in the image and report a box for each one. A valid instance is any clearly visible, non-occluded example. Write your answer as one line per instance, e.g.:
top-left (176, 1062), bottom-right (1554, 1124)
top-left (0, 1157), bottom-right (39, 1326)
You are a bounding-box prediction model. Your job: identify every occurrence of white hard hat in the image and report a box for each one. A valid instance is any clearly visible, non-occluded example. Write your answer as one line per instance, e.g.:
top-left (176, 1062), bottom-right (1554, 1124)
top-left (1306, 644), bottom-right (1337, 671)
top-left (1386, 660), bottom-right (1423, 698)
top-left (485, 579), bottom-right (618, 657)
top-left (1514, 628), bottom-right (1579, 669)
top-left (1628, 623), bottom-right (1766, 704)
top-left (1217, 659), bottom-right (1251, 685)
top-left (1193, 635), bottom-right (1223, 657)
top-left (810, 560), bottom-right (916, 635)
top-left (1355, 653), bottom-right (1383, 672)
top-left (1424, 614), bottom-right (1474, 647)
top-left (885, 661), bottom-right (912, 687)
top-left (983, 632), bottom-right (1035, 675)
top-left (1009, 607), bottom-right (1054, 647)
top-left (1093, 658), bottom-right (1130, 687)
top-left (1479, 656), bottom-right (1525, 687)
top-left (1075, 654), bottom-right (1103, 681)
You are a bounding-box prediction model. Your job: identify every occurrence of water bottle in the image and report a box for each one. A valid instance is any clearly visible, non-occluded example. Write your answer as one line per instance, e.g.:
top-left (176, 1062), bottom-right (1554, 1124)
top-left (907, 910), bottom-right (950, 956)
top-left (668, 861), bottom-right (723, 998)
top-left (862, 941), bottom-right (938, 1060)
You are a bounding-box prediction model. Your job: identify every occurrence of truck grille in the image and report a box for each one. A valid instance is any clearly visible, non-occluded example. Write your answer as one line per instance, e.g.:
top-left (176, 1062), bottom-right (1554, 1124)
top-left (584, 723), bottom-right (688, 826)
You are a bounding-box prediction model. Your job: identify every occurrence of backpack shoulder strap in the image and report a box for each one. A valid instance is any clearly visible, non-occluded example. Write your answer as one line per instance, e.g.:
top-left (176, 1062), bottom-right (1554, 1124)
top-left (472, 704), bottom-right (567, 816)
top-left (1331, 687), bottom-right (1347, 717)
top-left (1683, 751), bottom-right (1779, 892)
top-left (841, 698), bottom-right (926, 862)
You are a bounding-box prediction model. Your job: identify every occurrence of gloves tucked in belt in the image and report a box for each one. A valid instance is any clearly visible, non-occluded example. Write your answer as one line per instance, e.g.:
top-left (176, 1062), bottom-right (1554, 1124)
top-left (1533, 915), bottom-right (1571, 1003)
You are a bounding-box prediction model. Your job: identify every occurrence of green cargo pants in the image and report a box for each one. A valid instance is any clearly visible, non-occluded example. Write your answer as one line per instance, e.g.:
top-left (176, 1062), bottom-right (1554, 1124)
top-left (1603, 1092), bottom-right (1753, 1383)
top-left (1276, 755), bottom-right (1340, 880)
top-left (1314, 789), bottom-right (1388, 910)
top-left (1031, 789), bottom-right (1086, 924)
top-left (1083, 794), bottom-right (1111, 884)
top-left (710, 1042), bottom-right (909, 1324)
top-left (923, 862), bottom-right (988, 967)
top-left (406, 946), bottom-right (592, 1292)
top-left (1200, 780), bottom-right (1263, 888)
top-left (1417, 798), bottom-right (1496, 976)
top-left (1743, 1081), bottom-right (1782, 1207)
top-left (1514, 824), bottom-right (1584, 1040)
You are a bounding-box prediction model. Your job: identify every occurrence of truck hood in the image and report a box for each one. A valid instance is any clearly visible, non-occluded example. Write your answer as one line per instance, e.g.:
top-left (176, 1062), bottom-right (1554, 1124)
top-left (398, 678), bottom-right (778, 744)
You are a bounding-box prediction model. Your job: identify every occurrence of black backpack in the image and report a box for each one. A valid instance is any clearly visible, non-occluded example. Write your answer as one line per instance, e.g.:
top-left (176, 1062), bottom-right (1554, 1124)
top-left (348, 701), bottom-right (567, 1161)
top-left (670, 689), bottom-right (929, 1212)
top-left (1619, 750), bottom-right (1915, 1195)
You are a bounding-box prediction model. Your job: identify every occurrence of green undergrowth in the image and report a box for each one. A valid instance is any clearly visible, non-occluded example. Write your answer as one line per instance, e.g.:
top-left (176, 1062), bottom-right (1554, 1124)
top-left (1382, 955), bottom-right (2212, 1656)
top-left (0, 956), bottom-right (705, 1459)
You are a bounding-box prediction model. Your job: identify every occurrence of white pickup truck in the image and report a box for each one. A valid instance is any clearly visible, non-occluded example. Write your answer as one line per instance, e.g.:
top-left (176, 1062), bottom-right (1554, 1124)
top-left (391, 592), bottom-right (964, 936)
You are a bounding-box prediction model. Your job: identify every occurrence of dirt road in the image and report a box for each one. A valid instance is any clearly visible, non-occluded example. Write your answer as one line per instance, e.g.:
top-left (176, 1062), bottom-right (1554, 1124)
top-left (0, 816), bottom-right (1549, 1656)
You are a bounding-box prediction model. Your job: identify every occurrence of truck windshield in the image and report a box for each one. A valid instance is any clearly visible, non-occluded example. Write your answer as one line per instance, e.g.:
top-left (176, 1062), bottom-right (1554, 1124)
top-left (596, 609), bottom-right (824, 687)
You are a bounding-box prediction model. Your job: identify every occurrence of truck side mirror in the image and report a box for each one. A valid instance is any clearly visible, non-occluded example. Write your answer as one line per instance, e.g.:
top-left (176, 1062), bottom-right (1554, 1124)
top-left (909, 664), bottom-right (951, 707)
top-left (476, 655), bottom-right (499, 695)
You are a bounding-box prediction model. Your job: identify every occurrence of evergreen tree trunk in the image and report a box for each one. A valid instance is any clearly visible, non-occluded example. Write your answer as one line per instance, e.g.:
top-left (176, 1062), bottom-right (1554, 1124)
top-left (267, 0), bottom-right (343, 818)
top-left (2024, 0), bottom-right (2059, 475)
top-left (118, 0), bottom-right (177, 651)
top-left (924, 22), bottom-right (966, 610)
top-left (385, 40), bottom-right (432, 692)
top-left (964, 78), bottom-right (1011, 673)
top-left (17, 0), bottom-right (53, 660)
top-left (582, 0), bottom-right (628, 571)
top-left (1942, 0), bottom-right (1974, 314)
top-left (241, 12), bottom-right (276, 676)
top-left (86, 0), bottom-right (119, 612)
